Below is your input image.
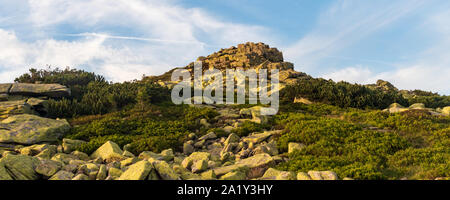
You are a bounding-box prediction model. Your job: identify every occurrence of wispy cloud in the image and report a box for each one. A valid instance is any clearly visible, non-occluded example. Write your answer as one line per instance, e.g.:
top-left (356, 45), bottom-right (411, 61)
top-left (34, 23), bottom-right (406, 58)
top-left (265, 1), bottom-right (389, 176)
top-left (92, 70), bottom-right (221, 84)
top-left (0, 0), bottom-right (273, 82)
top-left (284, 0), bottom-right (426, 72)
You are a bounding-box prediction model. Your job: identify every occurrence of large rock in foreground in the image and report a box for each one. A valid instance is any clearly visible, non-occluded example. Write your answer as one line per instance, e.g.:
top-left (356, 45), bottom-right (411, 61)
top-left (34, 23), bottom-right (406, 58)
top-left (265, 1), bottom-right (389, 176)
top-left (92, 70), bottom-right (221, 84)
top-left (0, 154), bottom-right (39, 180)
top-left (0, 114), bottom-right (70, 145)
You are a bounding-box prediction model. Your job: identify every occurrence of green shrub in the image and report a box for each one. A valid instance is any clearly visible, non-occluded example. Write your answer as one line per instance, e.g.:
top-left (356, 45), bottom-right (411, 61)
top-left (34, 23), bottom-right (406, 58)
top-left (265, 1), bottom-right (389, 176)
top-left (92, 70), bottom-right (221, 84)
top-left (281, 78), bottom-right (407, 109)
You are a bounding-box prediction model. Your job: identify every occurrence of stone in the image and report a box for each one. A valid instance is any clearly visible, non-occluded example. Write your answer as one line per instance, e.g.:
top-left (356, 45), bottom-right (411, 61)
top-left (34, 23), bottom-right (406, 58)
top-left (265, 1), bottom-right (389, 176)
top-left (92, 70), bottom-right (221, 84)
top-left (71, 151), bottom-right (89, 161)
top-left (297, 172), bottom-right (312, 180)
top-left (90, 141), bottom-right (125, 162)
top-left (35, 147), bottom-right (57, 160)
top-left (262, 168), bottom-right (296, 180)
top-left (182, 152), bottom-right (211, 169)
top-left (152, 160), bottom-right (180, 180)
top-left (0, 84), bottom-right (12, 94)
top-left (320, 171), bottom-right (339, 180)
top-left (224, 133), bottom-right (240, 147)
top-left (201, 170), bottom-right (217, 180)
top-left (62, 138), bottom-right (87, 153)
top-left (223, 126), bottom-right (234, 133)
top-left (183, 143), bottom-right (195, 155)
top-left (62, 164), bottom-right (78, 173)
top-left (9, 83), bottom-right (70, 98)
top-left (243, 131), bottom-right (279, 144)
top-left (0, 154), bottom-right (39, 180)
top-left (0, 162), bottom-right (13, 180)
top-left (0, 100), bottom-right (33, 119)
top-left (220, 171), bottom-right (246, 180)
top-left (191, 159), bottom-right (208, 173)
top-left (294, 97), bottom-right (313, 105)
top-left (79, 163), bottom-right (100, 180)
top-left (20, 144), bottom-right (51, 156)
top-left (198, 132), bottom-right (217, 141)
top-left (138, 151), bottom-right (164, 161)
top-left (409, 103), bottom-right (426, 110)
top-left (51, 153), bottom-right (78, 165)
top-left (160, 149), bottom-right (174, 162)
top-left (120, 157), bottom-right (140, 169)
top-left (387, 103), bottom-right (408, 113)
top-left (49, 171), bottom-right (74, 180)
top-left (307, 171), bottom-right (323, 180)
top-left (200, 118), bottom-right (211, 128)
top-left (122, 150), bottom-right (135, 158)
top-left (108, 167), bottom-right (123, 178)
top-left (0, 114), bottom-right (70, 145)
top-left (96, 165), bottom-right (108, 180)
top-left (443, 106), bottom-right (450, 116)
top-left (288, 143), bottom-right (306, 154)
top-left (214, 153), bottom-right (275, 178)
top-left (35, 159), bottom-right (62, 177)
top-left (119, 161), bottom-right (152, 180)
top-left (72, 174), bottom-right (89, 180)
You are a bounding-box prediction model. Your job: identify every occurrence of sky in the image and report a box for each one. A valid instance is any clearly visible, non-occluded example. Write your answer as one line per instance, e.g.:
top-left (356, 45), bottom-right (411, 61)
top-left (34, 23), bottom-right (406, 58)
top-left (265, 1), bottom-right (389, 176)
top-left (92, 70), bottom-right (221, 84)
top-left (0, 0), bottom-right (449, 94)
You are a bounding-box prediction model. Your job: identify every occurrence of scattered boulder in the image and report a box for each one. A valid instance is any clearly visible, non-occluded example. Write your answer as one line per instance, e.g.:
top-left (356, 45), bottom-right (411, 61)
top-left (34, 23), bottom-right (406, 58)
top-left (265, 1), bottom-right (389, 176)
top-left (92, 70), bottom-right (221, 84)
top-left (261, 168), bottom-right (296, 180)
top-left (35, 159), bottom-right (62, 177)
top-left (153, 160), bottom-right (180, 180)
top-left (443, 106), bottom-right (450, 116)
top-left (288, 143), bottom-right (306, 154)
top-left (214, 153), bottom-right (275, 178)
top-left (119, 161), bottom-right (153, 180)
top-left (49, 170), bottom-right (74, 180)
top-left (220, 171), bottom-right (246, 180)
top-left (385, 103), bottom-right (408, 113)
top-left (294, 97), bottom-right (313, 105)
top-left (0, 162), bottom-right (13, 180)
top-left (0, 114), bottom-right (70, 145)
top-left (0, 154), bottom-right (39, 180)
top-left (297, 172), bottom-right (312, 180)
top-left (62, 138), bottom-right (87, 154)
top-left (90, 141), bottom-right (125, 162)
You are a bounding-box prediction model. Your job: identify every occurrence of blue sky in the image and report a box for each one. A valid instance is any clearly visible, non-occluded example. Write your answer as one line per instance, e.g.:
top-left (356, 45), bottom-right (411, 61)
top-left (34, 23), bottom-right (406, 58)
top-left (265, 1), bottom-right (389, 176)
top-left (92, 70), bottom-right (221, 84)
top-left (0, 0), bottom-right (449, 94)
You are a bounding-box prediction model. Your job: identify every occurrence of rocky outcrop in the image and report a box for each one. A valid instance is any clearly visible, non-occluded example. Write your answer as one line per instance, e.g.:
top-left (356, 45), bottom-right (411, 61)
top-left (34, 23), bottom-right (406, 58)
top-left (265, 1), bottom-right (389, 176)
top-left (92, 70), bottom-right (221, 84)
top-left (0, 114), bottom-right (70, 145)
top-left (0, 83), bottom-right (70, 98)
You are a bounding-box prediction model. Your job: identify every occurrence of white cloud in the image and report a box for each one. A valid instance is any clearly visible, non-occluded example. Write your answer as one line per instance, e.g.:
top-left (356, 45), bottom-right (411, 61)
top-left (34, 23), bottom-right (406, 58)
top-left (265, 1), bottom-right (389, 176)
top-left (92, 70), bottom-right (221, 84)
top-left (0, 0), bottom-right (273, 83)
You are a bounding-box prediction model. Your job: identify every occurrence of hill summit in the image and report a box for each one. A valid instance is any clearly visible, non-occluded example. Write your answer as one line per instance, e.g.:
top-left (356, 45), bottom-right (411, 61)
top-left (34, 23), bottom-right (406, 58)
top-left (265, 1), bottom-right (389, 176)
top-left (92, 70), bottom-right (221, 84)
top-left (146, 42), bottom-right (309, 85)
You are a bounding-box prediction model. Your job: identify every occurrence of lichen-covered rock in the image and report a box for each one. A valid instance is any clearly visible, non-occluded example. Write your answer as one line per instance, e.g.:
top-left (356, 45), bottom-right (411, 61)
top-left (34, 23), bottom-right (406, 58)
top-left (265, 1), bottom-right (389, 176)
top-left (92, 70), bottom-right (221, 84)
top-left (0, 100), bottom-right (33, 119)
top-left (0, 162), bottom-right (13, 180)
top-left (35, 159), bottom-right (62, 177)
top-left (386, 103), bottom-right (408, 113)
top-left (214, 153), bottom-right (275, 178)
top-left (49, 170), bottom-right (74, 180)
top-left (152, 160), bottom-right (180, 180)
top-left (297, 172), bottom-right (312, 180)
top-left (288, 143), bottom-right (306, 154)
top-left (224, 133), bottom-right (240, 147)
top-left (78, 163), bottom-right (99, 180)
top-left (72, 174), bottom-right (89, 180)
top-left (261, 168), bottom-right (296, 180)
top-left (443, 106), bottom-right (450, 116)
top-left (182, 152), bottom-right (211, 169)
top-left (0, 154), bottom-right (39, 180)
top-left (96, 165), bottom-right (108, 180)
top-left (307, 171), bottom-right (323, 180)
top-left (119, 160), bottom-right (152, 180)
top-left (191, 159), bottom-right (208, 173)
top-left (51, 153), bottom-right (78, 165)
top-left (138, 151), bottom-right (164, 161)
top-left (320, 171), bottom-right (339, 180)
top-left (90, 141), bottom-right (125, 162)
top-left (243, 130), bottom-right (280, 144)
top-left (8, 83), bottom-right (70, 98)
top-left (62, 138), bottom-right (87, 154)
top-left (220, 171), bottom-right (246, 180)
top-left (71, 151), bottom-right (89, 161)
top-left (160, 149), bottom-right (174, 162)
top-left (0, 114), bottom-right (70, 145)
